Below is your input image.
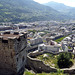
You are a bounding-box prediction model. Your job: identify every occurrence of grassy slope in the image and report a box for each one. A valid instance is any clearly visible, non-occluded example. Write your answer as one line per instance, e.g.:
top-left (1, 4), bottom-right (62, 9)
top-left (24, 70), bottom-right (68, 75)
top-left (0, 0), bottom-right (70, 23)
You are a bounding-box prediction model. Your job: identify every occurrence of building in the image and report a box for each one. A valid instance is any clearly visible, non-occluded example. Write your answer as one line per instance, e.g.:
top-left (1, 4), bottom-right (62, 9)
top-left (0, 26), bottom-right (12, 31)
top-left (0, 31), bottom-right (27, 75)
top-left (38, 40), bottom-right (61, 52)
top-left (61, 42), bottom-right (68, 52)
top-left (30, 35), bottom-right (43, 46)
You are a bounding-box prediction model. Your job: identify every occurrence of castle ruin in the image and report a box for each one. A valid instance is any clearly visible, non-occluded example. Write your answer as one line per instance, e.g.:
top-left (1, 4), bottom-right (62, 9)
top-left (0, 31), bottom-right (27, 75)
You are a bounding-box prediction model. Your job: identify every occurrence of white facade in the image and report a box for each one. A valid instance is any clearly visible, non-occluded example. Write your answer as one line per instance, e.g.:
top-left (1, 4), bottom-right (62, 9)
top-left (73, 47), bottom-right (75, 53)
top-left (30, 36), bottom-right (43, 46)
top-left (38, 44), bottom-right (60, 52)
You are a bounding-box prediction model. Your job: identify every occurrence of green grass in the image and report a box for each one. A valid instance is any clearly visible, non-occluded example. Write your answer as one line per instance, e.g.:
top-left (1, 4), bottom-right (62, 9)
top-left (24, 70), bottom-right (35, 75)
top-left (36, 53), bottom-right (58, 68)
top-left (28, 40), bottom-right (30, 43)
top-left (55, 36), bottom-right (67, 43)
top-left (43, 40), bottom-right (46, 43)
top-left (37, 72), bottom-right (67, 75)
top-left (24, 70), bottom-right (68, 75)
top-left (28, 30), bottom-right (37, 34)
top-left (68, 46), bottom-right (71, 49)
top-left (36, 53), bottom-right (74, 69)
top-left (4, 12), bottom-right (11, 14)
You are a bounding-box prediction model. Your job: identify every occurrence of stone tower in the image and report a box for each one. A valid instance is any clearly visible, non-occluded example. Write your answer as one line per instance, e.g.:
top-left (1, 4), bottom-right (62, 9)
top-left (0, 31), bottom-right (27, 75)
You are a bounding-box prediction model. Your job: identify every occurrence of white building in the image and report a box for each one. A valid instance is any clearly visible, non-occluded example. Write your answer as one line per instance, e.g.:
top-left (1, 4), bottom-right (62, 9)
top-left (30, 35), bottom-right (43, 46)
top-left (73, 47), bottom-right (75, 53)
top-left (38, 40), bottom-right (61, 52)
top-left (61, 42), bottom-right (68, 52)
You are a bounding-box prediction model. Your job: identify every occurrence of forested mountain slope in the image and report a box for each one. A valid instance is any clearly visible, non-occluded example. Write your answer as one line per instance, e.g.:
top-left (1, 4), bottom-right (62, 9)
top-left (0, 0), bottom-right (70, 23)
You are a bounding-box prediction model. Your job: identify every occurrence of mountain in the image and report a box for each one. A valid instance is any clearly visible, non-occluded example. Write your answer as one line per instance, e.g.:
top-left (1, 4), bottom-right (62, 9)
top-left (44, 1), bottom-right (71, 13)
top-left (0, 0), bottom-right (70, 23)
top-left (44, 1), bottom-right (75, 19)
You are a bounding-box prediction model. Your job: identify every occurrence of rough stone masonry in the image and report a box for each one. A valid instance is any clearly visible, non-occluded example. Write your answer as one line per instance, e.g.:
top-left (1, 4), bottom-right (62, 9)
top-left (0, 31), bottom-right (27, 75)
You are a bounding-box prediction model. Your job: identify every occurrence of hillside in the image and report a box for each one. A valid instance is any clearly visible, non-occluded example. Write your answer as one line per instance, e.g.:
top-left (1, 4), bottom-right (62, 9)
top-left (44, 1), bottom-right (71, 13)
top-left (44, 1), bottom-right (75, 19)
top-left (0, 0), bottom-right (70, 23)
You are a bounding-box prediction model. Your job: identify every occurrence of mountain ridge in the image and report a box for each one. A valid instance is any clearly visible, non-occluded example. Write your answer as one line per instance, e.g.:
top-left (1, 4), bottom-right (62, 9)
top-left (0, 0), bottom-right (71, 23)
top-left (43, 1), bottom-right (75, 19)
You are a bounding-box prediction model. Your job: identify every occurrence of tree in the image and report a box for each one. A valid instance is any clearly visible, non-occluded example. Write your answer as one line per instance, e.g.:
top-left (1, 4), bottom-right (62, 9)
top-left (57, 52), bottom-right (73, 68)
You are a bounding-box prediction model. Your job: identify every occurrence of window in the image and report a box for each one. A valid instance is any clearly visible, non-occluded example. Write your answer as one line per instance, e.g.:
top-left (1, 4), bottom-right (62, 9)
top-left (22, 56), bottom-right (25, 62)
top-left (17, 58), bottom-right (18, 62)
top-left (2, 40), bottom-right (8, 43)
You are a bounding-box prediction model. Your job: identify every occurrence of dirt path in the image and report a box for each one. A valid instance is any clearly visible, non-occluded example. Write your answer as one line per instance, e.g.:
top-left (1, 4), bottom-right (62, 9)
top-left (70, 62), bottom-right (75, 69)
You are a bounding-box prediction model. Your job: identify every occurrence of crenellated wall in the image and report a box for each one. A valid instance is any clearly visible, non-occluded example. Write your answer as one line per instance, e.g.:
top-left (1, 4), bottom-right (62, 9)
top-left (27, 51), bottom-right (75, 74)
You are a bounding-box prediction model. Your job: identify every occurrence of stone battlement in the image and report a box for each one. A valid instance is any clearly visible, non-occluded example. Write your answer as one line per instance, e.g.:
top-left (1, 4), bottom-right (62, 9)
top-left (0, 31), bottom-right (27, 75)
top-left (0, 31), bottom-right (27, 54)
top-left (0, 31), bottom-right (27, 40)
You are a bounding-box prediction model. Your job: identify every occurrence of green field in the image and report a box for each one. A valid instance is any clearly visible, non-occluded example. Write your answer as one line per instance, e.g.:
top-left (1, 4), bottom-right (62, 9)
top-left (24, 70), bottom-right (68, 75)
top-left (55, 36), bottom-right (67, 43)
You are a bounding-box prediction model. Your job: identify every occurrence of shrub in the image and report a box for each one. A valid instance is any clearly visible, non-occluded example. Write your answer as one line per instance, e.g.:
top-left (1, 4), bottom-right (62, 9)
top-left (57, 52), bottom-right (73, 68)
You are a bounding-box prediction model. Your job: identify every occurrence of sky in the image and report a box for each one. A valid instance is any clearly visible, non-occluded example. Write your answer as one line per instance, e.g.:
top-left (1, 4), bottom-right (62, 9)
top-left (33, 0), bottom-right (75, 7)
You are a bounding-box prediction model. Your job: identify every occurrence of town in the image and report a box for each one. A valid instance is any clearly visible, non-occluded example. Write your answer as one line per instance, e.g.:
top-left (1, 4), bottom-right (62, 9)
top-left (0, 20), bottom-right (75, 75)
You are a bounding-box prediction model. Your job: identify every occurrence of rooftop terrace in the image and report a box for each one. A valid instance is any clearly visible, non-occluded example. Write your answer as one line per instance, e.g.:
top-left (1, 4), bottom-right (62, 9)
top-left (0, 31), bottom-right (27, 40)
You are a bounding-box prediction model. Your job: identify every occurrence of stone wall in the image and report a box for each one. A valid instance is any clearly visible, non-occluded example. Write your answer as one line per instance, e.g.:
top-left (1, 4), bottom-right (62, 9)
top-left (27, 51), bottom-right (75, 74)
top-left (0, 31), bottom-right (27, 75)
top-left (0, 37), bottom-right (17, 74)
top-left (26, 51), bottom-right (57, 73)
top-left (27, 44), bottom-right (38, 53)
top-left (27, 53), bottom-right (57, 73)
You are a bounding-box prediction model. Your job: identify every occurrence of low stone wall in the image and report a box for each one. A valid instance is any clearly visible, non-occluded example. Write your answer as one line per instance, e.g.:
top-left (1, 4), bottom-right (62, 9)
top-left (26, 51), bottom-right (75, 74)
top-left (28, 51), bottom-right (66, 57)
top-left (27, 45), bottom-right (38, 53)
top-left (63, 69), bottom-right (75, 74)
top-left (27, 53), bottom-right (57, 73)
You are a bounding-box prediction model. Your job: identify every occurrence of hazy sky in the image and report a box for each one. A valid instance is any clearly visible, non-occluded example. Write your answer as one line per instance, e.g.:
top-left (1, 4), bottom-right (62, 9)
top-left (34, 0), bottom-right (75, 7)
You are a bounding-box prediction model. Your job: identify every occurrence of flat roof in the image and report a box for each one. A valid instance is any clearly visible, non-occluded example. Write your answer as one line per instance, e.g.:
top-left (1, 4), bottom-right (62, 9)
top-left (0, 34), bottom-right (20, 40)
top-left (0, 32), bottom-right (27, 40)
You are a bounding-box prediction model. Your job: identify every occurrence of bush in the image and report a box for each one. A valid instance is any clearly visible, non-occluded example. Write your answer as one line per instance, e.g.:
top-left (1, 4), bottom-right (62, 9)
top-left (57, 52), bottom-right (73, 68)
